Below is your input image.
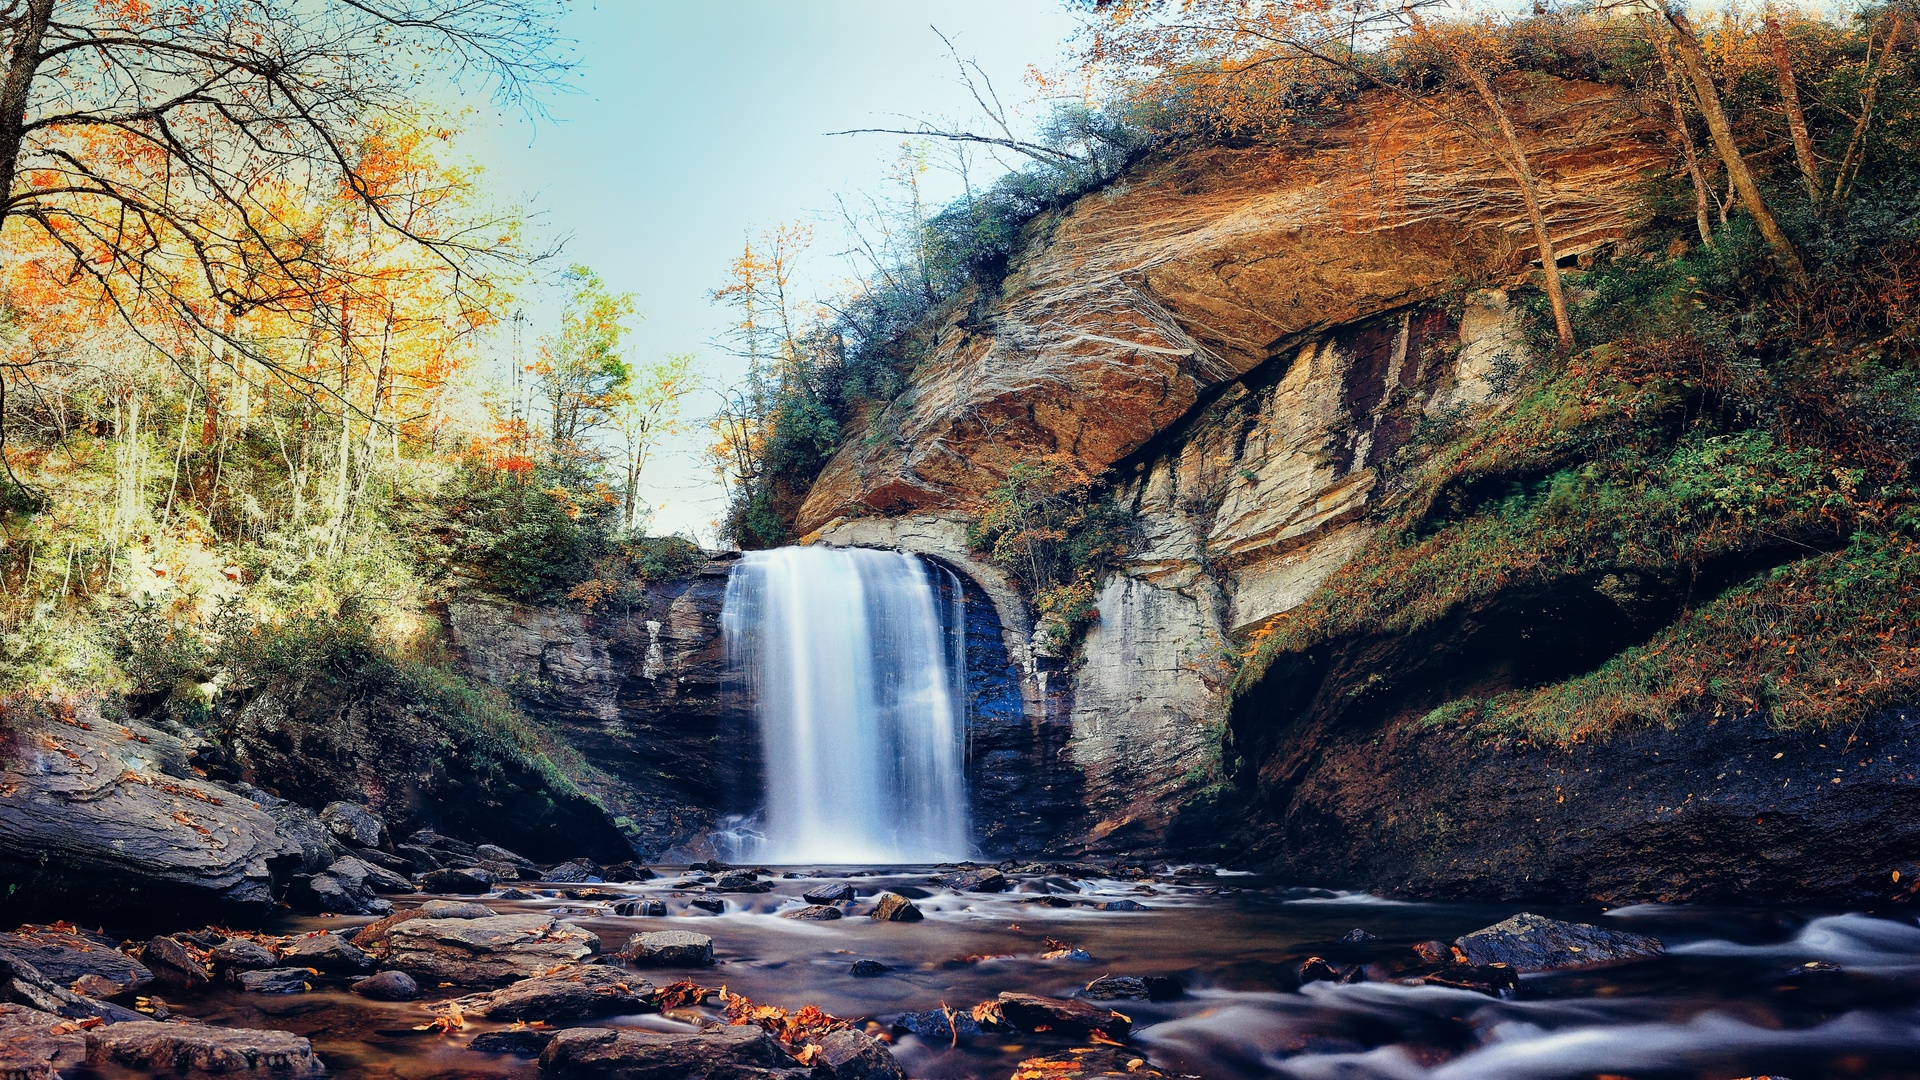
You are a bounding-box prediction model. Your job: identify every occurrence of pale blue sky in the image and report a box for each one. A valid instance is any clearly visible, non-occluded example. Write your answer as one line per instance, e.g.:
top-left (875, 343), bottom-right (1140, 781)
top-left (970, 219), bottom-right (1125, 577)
top-left (458, 1), bottom-right (1083, 540)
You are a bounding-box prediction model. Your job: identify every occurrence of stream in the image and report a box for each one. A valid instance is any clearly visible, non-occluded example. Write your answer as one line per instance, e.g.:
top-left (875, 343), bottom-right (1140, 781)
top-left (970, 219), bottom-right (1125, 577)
top-left (167, 865), bottom-right (1920, 1080)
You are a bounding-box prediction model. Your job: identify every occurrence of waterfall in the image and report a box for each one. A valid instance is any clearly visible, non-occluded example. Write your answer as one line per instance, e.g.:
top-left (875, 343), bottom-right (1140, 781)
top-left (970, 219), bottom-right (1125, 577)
top-left (722, 546), bottom-right (972, 863)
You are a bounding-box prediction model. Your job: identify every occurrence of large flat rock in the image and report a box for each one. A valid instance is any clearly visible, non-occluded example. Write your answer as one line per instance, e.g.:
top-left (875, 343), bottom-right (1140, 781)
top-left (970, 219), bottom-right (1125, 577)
top-left (385, 913), bottom-right (599, 985)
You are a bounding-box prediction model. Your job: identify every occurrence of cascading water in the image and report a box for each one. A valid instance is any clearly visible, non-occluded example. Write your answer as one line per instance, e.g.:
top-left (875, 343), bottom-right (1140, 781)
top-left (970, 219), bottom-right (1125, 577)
top-left (721, 546), bottom-right (972, 863)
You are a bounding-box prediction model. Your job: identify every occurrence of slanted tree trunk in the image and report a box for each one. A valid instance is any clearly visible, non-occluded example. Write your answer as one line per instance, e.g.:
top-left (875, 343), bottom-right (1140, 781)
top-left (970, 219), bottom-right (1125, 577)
top-left (1666, 8), bottom-right (1808, 283)
top-left (1644, 15), bottom-right (1716, 244)
top-left (1831, 8), bottom-right (1906, 203)
top-left (1764, 12), bottom-right (1821, 203)
top-left (1455, 64), bottom-right (1576, 351)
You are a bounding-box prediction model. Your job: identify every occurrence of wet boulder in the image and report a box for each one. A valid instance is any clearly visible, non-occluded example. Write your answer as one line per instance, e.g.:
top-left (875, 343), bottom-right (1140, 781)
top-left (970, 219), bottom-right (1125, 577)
top-left (293, 856), bottom-right (408, 915)
top-left (471, 1027), bottom-right (556, 1055)
top-left (622, 930), bottom-right (713, 967)
top-left (1082, 974), bottom-right (1181, 1001)
top-left (600, 861), bottom-right (656, 883)
top-left (1454, 913), bottom-right (1664, 973)
top-left (542, 861), bottom-right (599, 884)
top-left (688, 897), bottom-right (727, 914)
top-left (937, 868), bottom-right (1007, 893)
top-left (539, 1025), bottom-right (810, 1079)
top-left (891, 1009), bottom-right (983, 1040)
top-left (714, 871), bottom-right (771, 893)
top-left (995, 992), bottom-right (1131, 1040)
top-left (319, 801), bottom-right (387, 849)
top-left (1094, 899), bottom-right (1149, 912)
top-left (348, 970), bottom-right (417, 1001)
top-left (612, 898), bottom-right (666, 917)
top-left (778, 904), bottom-right (843, 921)
top-left (209, 939), bottom-right (278, 974)
top-left (386, 914), bottom-right (599, 985)
top-left (419, 866), bottom-right (497, 894)
top-left (849, 959), bottom-right (890, 977)
top-left (813, 1029), bottom-right (906, 1080)
top-left (0, 926), bottom-right (151, 995)
top-left (235, 967), bottom-right (312, 994)
top-left (141, 936), bottom-right (211, 990)
top-left (868, 894), bottom-right (923, 922)
top-left (280, 932), bottom-right (372, 974)
top-left (419, 899), bottom-right (498, 919)
top-left (454, 964), bottom-right (653, 1021)
top-left (0, 950), bottom-right (126, 1020)
top-left (802, 883), bottom-right (857, 905)
top-left (84, 1020), bottom-right (324, 1078)
top-left (1009, 1047), bottom-right (1177, 1078)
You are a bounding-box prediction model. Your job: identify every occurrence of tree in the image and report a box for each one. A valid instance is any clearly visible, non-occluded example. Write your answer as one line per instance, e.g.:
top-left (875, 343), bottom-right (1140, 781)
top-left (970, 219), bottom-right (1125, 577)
top-left (0, 0), bottom-right (565, 421)
top-left (534, 266), bottom-right (635, 456)
top-left (1656, 4), bottom-right (1808, 282)
top-left (611, 352), bottom-right (695, 531)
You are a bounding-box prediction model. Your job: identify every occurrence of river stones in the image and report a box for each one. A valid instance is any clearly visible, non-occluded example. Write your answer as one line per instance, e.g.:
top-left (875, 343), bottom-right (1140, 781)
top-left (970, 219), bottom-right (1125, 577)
top-left (1010, 1047), bottom-right (1175, 1079)
top-left (689, 897), bottom-right (727, 914)
top-left (420, 866), bottom-right (497, 894)
top-left (142, 935), bottom-right (211, 989)
top-left (849, 959), bottom-right (890, 976)
top-left (623, 930), bottom-right (714, 967)
top-left (540, 1025), bottom-right (810, 1079)
top-left (543, 861), bottom-right (599, 884)
top-left (281, 932), bottom-right (372, 974)
top-left (291, 856), bottom-right (403, 915)
top-left (386, 914), bottom-right (600, 985)
top-left (1454, 913), bottom-right (1664, 973)
top-left (803, 883), bottom-right (857, 904)
top-left (85, 1019), bottom-right (324, 1078)
top-left (0, 926), bottom-right (152, 995)
top-left (813, 1029), bottom-right (906, 1080)
top-left (351, 970), bottom-right (419, 1001)
top-left (209, 939), bottom-right (277, 973)
top-left (0, 1003), bottom-right (86, 1078)
top-left (453, 964), bottom-right (653, 1021)
top-left (0, 950), bottom-right (125, 1020)
top-left (868, 893), bottom-right (923, 922)
top-left (779, 904), bottom-right (844, 921)
top-left (995, 992), bottom-right (1132, 1040)
top-left (612, 898), bottom-right (666, 917)
top-left (471, 1027), bottom-right (556, 1055)
top-left (236, 968), bottom-right (312, 994)
top-left (600, 861), bottom-right (656, 882)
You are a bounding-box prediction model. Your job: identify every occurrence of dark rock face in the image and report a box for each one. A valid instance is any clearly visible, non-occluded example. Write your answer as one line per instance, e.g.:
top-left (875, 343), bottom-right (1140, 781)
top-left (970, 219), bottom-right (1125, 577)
top-left (319, 802), bottom-right (387, 848)
top-left (420, 867), bottom-right (496, 894)
top-left (446, 562), bottom-right (759, 860)
top-left (1222, 685), bottom-right (1920, 902)
top-left (201, 662), bottom-right (630, 865)
top-left (0, 703), bottom-right (298, 927)
top-left (1455, 913), bottom-right (1664, 972)
top-left (0, 927), bottom-right (151, 995)
top-left (539, 1025), bottom-right (810, 1079)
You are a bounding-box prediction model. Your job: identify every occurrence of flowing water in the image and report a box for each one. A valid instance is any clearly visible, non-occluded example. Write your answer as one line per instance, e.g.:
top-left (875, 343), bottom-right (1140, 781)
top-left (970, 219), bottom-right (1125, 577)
top-left (185, 870), bottom-right (1920, 1080)
top-left (721, 546), bottom-right (971, 864)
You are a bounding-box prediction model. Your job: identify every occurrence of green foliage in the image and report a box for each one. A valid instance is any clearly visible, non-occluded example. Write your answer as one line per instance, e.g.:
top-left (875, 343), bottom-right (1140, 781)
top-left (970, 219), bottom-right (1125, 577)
top-left (967, 459), bottom-right (1135, 655)
top-left (433, 461), bottom-right (618, 600)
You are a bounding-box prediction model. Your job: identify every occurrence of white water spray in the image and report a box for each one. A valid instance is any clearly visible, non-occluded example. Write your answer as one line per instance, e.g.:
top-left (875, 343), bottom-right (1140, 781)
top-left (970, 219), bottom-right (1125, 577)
top-left (722, 546), bottom-right (971, 863)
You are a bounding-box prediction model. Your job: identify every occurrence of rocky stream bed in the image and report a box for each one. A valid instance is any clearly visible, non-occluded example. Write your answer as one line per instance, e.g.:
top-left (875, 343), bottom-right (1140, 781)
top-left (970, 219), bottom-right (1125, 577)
top-left (2, 855), bottom-right (1919, 1079)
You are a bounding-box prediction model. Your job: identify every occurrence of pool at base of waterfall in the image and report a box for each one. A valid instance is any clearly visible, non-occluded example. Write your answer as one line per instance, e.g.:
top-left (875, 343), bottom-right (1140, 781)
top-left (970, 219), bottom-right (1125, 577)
top-left (174, 864), bottom-right (1920, 1080)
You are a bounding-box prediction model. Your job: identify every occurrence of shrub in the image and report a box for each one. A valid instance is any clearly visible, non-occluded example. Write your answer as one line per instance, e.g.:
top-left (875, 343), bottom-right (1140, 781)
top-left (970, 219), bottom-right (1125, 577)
top-left (967, 458), bottom-right (1135, 655)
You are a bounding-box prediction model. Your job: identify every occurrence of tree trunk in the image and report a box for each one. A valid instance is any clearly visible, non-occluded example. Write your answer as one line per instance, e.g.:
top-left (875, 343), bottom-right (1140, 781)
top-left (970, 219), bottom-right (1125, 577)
top-left (1831, 9), bottom-right (1906, 203)
top-left (1457, 65), bottom-right (1576, 351)
top-left (1645, 16), bottom-right (1715, 244)
top-left (0, 0), bottom-right (52, 221)
top-left (1764, 12), bottom-right (1821, 203)
top-left (1666, 9), bottom-right (1808, 283)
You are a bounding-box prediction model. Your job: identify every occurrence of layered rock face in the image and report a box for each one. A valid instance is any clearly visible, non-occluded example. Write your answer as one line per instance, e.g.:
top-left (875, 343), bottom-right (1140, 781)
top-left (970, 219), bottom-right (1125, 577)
top-left (784, 81), bottom-right (1663, 857)
top-left (795, 77), bottom-right (1660, 531)
top-left (445, 558), bottom-right (757, 859)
